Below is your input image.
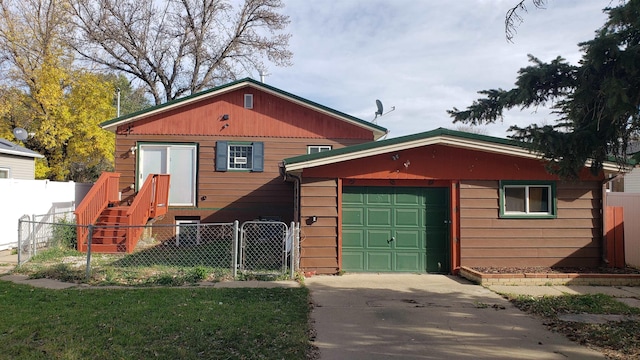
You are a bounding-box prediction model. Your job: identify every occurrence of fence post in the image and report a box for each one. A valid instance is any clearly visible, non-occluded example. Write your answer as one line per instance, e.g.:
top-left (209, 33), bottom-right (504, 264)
top-left (295, 222), bottom-right (300, 276)
top-left (31, 213), bottom-right (36, 257)
top-left (232, 220), bottom-right (239, 279)
top-left (290, 222), bottom-right (295, 279)
top-left (85, 225), bottom-right (93, 280)
top-left (17, 217), bottom-right (23, 266)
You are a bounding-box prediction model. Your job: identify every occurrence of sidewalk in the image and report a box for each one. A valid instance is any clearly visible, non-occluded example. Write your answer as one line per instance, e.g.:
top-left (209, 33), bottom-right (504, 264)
top-left (2, 249), bottom-right (640, 301)
top-left (0, 249), bottom-right (17, 275)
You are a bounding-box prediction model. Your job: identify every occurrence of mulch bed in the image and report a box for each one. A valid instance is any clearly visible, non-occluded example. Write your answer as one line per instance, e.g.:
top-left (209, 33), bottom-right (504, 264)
top-left (471, 266), bottom-right (640, 275)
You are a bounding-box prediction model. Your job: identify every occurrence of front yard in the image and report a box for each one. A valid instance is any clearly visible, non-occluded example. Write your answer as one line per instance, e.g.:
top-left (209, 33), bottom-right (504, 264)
top-left (0, 280), bottom-right (314, 359)
top-left (509, 293), bottom-right (640, 359)
top-left (13, 246), bottom-right (286, 286)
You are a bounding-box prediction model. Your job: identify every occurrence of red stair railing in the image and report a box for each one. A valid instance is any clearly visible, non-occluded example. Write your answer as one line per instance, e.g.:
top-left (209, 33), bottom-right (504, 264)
top-left (74, 172), bottom-right (121, 252)
top-left (125, 174), bottom-right (170, 253)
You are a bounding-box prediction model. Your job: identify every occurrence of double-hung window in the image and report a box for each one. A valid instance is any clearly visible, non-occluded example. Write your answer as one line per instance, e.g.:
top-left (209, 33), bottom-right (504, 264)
top-left (0, 167), bottom-right (9, 178)
top-left (500, 181), bottom-right (556, 218)
top-left (216, 141), bottom-right (264, 172)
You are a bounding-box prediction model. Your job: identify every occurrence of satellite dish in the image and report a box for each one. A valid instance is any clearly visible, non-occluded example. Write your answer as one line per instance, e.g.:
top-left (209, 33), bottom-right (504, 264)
top-left (372, 99), bottom-right (395, 124)
top-left (375, 99), bottom-right (384, 117)
top-left (12, 127), bottom-right (28, 141)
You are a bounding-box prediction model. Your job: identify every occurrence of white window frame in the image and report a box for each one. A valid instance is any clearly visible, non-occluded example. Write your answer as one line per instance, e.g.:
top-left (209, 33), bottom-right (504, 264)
top-left (307, 145), bottom-right (333, 154)
top-left (228, 144), bottom-right (253, 170)
top-left (175, 219), bottom-right (201, 246)
top-left (0, 167), bottom-right (9, 179)
top-left (500, 181), bottom-right (556, 218)
top-left (244, 94), bottom-right (253, 109)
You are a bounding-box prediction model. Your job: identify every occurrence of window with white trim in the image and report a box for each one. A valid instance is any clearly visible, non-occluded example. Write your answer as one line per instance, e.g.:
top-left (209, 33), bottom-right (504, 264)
top-left (500, 181), bottom-right (556, 218)
top-left (216, 141), bottom-right (264, 172)
top-left (175, 219), bottom-right (200, 246)
top-left (307, 145), bottom-right (332, 154)
top-left (0, 167), bottom-right (9, 178)
top-left (229, 144), bottom-right (253, 169)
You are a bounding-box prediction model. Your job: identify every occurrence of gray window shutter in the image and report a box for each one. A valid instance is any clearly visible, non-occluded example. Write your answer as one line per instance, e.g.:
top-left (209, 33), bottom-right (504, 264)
top-left (216, 141), bottom-right (228, 171)
top-left (252, 142), bottom-right (264, 172)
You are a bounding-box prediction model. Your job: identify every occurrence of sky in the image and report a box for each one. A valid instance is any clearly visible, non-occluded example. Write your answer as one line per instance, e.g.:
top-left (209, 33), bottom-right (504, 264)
top-left (263, 0), bottom-right (613, 139)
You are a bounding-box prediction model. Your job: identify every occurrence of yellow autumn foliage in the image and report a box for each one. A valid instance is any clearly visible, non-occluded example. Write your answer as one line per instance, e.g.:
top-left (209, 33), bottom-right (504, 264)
top-left (0, 0), bottom-right (116, 181)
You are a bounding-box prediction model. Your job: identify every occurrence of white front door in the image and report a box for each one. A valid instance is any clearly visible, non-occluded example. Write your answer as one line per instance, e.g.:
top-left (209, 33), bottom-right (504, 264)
top-left (139, 144), bottom-right (197, 206)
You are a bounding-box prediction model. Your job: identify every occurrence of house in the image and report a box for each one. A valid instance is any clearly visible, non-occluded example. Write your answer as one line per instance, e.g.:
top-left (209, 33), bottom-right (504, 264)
top-left (0, 138), bottom-right (44, 179)
top-left (98, 78), bottom-right (387, 231)
top-left (281, 128), bottom-right (621, 274)
top-left (607, 141), bottom-right (640, 192)
top-left (95, 78), bottom-right (621, 272)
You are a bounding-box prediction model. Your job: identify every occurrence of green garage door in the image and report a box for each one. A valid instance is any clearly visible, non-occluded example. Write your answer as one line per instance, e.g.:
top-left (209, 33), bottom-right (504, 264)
top-left (342, 187), bottom-right (449, 273)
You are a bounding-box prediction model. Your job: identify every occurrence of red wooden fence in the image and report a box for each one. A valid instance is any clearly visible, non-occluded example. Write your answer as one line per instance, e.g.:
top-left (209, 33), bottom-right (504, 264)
top-left (605, 206), bottom-right (625, 268)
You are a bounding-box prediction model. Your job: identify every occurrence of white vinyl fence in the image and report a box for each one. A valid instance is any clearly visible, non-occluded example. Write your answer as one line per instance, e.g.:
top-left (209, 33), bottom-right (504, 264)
top-left (0, 179), bottom-right (92, 250)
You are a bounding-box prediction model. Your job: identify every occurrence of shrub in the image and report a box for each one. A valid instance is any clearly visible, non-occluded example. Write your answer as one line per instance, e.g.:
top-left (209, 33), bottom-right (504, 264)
top-left (52, 217), bottom-right (77, 249)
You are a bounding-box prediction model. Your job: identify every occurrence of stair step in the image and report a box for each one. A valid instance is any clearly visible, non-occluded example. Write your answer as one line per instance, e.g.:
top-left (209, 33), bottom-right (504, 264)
top-left (93, 228), bottom-right (127, 236)
top-left (90, 243), bottom-right (128, 253)
top-left (92, 235), bottom-right (126, 243)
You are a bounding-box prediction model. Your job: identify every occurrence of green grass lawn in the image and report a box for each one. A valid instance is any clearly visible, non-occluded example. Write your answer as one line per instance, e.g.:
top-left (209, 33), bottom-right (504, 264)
top-left (0, 280), bottom-right (313, 359)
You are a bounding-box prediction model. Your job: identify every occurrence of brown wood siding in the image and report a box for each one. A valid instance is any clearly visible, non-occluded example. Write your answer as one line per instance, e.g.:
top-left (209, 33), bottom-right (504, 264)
top-left (459, 180), bottom-right (603, 268)
top-left (299, 178), bottom-right (339, 274)
top-left (116, 87), bottom-right (374, 140)
top-left (114, 134), bottom-right (366, 225)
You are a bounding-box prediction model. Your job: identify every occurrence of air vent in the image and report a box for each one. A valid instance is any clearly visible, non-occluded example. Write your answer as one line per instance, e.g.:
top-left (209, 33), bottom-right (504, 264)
top-left (244, 94), bottom-right (253, 109)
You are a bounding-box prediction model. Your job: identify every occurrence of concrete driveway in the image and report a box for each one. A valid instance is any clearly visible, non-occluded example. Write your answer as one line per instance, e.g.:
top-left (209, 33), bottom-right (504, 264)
top-left (305, 274), bottom-right (604, 360)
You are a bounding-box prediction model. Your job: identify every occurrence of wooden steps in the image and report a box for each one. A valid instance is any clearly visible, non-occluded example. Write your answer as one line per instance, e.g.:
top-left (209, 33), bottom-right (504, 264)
top-left (91, 206), bottom-right (129, 253)
top-left (76, 173), bottom-right (170, 254)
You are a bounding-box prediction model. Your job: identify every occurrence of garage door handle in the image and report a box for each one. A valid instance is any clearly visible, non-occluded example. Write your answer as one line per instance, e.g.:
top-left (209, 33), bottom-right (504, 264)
top-left (387, 237), bottom-right (395, 243)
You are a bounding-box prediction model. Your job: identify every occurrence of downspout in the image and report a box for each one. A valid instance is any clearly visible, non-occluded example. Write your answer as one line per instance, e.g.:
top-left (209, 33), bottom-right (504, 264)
top-left (279, 162), bottom-right (302, 224)
top-left (289, 173), bottom-right (302, 224)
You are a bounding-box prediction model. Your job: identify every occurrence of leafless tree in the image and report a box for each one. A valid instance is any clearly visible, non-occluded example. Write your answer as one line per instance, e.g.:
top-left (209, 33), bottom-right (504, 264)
top-left (67, 0), bottom-right (292, 104)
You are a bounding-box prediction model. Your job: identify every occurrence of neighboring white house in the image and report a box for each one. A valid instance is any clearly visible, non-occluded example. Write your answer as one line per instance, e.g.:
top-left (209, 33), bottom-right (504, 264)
top-left (620, 168), bottom-right (640, 193)
top-left (0, 138), bottom-right (44, 180)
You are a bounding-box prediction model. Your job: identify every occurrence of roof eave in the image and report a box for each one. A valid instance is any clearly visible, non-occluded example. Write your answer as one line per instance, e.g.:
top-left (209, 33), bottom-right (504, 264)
top-left (100, 79), bottom-right (387, 137)
top-left (284, 135), bottom-right (537, 172)
top-left (0, 149), bottom-right (44, 158)
top-left (100, 81), bottom-right (252, 131)
top-left (283, 134), bottom-right (623, 175)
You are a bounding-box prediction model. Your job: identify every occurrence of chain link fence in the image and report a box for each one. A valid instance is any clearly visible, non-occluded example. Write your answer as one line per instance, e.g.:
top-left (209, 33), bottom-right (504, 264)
top-left (17, 211), bottom-right (76, 264)
top-left (16, 217), bottom-right (299, 285)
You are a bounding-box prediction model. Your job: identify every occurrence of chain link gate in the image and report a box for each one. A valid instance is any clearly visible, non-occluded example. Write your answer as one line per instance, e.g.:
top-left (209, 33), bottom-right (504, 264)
top-left (239, 221), bottom-right (291, 277)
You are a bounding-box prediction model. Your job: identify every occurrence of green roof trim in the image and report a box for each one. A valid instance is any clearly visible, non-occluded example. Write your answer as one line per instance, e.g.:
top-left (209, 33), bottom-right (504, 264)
top-left (283, 127), bottom-right (525, 166)
top-left (99, 77), bottom-right (387, 134)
